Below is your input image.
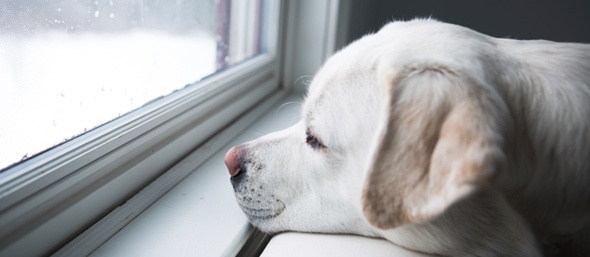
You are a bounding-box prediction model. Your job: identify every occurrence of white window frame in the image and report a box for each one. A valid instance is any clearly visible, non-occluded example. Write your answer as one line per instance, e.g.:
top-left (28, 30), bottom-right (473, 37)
top-left (0, 0), bottom-right (344, 256)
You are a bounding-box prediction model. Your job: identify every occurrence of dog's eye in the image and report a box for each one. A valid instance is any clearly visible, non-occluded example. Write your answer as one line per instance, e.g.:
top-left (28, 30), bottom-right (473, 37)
top-left (305, 129), bottom-right (326, 150)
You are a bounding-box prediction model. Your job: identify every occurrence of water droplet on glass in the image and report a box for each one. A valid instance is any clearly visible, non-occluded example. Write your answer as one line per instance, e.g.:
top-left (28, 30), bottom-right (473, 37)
top-left (95, 10), bottom-right (99, 17)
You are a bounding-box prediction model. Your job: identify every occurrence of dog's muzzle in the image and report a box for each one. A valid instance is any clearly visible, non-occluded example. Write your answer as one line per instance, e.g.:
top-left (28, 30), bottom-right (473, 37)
top-left (224, 146), bottom-right (286, 220)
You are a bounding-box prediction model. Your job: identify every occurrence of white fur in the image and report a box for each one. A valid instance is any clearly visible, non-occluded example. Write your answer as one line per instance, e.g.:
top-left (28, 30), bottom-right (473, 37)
top-left (228, 19), bottom-right (590, 256)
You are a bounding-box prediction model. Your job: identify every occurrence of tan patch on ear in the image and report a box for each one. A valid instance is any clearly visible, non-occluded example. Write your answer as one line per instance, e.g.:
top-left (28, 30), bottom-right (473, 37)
top-left (362, 67), bottom-right (506, 230)
top-left (412, 101), bottom-right (503, 219)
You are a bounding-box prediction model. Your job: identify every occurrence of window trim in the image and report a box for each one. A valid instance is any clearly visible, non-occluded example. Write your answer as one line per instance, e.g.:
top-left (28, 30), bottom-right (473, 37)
top-left (0, 1), bottom-right (283, 256)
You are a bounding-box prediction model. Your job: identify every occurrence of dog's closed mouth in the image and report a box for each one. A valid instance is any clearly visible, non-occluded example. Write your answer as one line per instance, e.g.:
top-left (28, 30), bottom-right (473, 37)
top-left (240, 204), bottom-right (285, 220)
top-left (235, 189), bottom-right (286, 220)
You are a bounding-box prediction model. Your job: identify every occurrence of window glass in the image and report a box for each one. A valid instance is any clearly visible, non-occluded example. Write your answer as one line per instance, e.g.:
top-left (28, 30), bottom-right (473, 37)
top-left (0, 0), bottom-right (263, 170)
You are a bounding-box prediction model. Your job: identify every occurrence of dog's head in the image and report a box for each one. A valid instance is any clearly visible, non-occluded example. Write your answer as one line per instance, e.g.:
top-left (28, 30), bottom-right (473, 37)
top-left (225, 20), bottom-right (509, 236)
top-left (223, 63), bottom-right (382, 236)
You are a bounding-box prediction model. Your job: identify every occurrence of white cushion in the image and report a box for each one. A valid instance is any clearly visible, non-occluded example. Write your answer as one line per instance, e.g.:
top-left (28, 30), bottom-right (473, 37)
top-left (261, 232), bottom-right (434, 257)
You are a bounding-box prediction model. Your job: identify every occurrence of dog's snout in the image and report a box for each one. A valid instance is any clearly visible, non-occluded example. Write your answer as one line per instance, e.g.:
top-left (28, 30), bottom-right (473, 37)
top-left (224, 146), bottom-right (242, 177)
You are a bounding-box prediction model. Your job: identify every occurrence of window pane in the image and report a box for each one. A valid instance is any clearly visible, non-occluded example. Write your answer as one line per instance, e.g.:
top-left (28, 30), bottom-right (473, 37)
top-left (0, 0), bottom-right (264, 170)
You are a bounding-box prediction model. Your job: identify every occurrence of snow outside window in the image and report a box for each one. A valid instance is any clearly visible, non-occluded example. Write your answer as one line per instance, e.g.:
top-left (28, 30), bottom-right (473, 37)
top-left (0, 0), bottom-right (263, 171)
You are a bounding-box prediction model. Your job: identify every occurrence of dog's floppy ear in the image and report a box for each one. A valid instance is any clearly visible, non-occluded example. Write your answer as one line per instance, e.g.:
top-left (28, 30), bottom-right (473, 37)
top-left (362, 63), bottom-right (508, 229)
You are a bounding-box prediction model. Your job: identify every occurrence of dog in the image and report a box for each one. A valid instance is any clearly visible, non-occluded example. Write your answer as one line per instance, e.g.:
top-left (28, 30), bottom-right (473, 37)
top-left (224, 19), bottom-right (590, 256)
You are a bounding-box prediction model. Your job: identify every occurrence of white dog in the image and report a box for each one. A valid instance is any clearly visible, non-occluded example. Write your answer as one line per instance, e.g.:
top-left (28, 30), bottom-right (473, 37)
top-left (224, 19), bottom-right (590, 256)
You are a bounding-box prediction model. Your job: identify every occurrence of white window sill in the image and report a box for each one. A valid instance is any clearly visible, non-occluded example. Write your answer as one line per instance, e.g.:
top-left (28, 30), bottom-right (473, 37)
top-left (79, 91), bottom-right (304, 256)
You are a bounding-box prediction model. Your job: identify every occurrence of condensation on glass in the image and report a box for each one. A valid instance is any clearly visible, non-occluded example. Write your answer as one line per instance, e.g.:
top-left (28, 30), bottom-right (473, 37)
top-left (0, 0), bottom-right (264, 170)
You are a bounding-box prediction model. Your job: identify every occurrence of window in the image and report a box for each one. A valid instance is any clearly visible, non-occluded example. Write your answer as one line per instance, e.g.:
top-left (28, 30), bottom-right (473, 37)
top-left (0, 0), bottom-right (263, 171)
top-left (0, 1), bottom-right (281, 255)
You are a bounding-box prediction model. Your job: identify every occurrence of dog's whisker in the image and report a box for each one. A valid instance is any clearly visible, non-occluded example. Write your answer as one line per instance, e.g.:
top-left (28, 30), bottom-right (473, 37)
top-left (275, 101), bottom-right (301, 114)
top-left (293, 74), bottom-right (313, 87)
top-left (252, 229), bottom-right (271, 254)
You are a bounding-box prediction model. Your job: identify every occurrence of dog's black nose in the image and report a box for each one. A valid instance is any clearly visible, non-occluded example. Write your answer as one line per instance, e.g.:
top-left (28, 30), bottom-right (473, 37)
top-left (224, 146), bottom-right (243, 177)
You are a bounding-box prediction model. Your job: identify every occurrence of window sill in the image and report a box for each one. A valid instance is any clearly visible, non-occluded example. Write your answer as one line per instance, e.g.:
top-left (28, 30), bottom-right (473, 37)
top-left (56, 91), bottom-right (303, 256)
